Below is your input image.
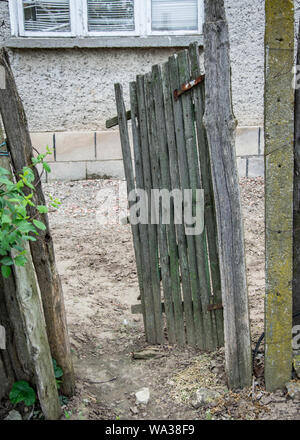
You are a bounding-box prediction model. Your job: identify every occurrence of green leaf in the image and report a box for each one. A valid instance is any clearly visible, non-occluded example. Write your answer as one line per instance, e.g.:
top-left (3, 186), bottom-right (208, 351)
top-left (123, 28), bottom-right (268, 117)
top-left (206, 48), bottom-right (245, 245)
top-left (52, 359), bottom-right (63, 378)
top-left (14, 255), bottom-right (27, 267)
top-left (23, 235), bottom-right (37, 242)
top-left (42, 162), bottom-right (51, 173)
top-left (0, 167), bottom-right (10, 176)
top-left (1, 256), bottom-right (14, 266)
top-left (9, 381), bottom-right (36, 407)
top-left (1, 265), bottom-right (11, 278)
top-left (1, 214), bottom-right (11, 225)
top-left (37, 205), bottom-right (48, 214)
top-left (33, 219), bottom-right (46, 231)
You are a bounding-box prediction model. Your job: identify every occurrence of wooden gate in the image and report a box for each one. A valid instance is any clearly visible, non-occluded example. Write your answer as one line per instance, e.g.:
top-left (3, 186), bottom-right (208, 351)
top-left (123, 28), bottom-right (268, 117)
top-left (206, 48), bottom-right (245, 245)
top-left (114, 43), bottom-right (223, 350)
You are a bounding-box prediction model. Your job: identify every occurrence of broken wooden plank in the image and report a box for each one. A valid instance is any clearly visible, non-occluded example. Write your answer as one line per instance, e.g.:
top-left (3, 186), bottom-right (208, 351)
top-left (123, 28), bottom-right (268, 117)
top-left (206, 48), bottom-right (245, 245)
top-left (106, 110), bottom-right (131, 129)
top-left (203, 0), bottom-right (252, 388)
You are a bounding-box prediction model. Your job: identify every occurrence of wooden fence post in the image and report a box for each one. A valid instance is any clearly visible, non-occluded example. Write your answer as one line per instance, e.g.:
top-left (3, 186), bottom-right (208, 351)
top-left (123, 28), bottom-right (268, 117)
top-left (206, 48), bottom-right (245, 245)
top-left (264, 0), bottom-right (294, 391)
top-left (203, 0), bottom-right (252, 388)
top-left (0, 123), bottom-right (61, 419)
top-left (0, 48), bottom-right (75, 396)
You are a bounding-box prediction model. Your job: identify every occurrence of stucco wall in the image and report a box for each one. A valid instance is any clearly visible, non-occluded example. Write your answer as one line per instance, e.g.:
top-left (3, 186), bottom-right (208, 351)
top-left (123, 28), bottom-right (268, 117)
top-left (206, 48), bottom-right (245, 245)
top-left (0, 0), bottom-right (272, 132)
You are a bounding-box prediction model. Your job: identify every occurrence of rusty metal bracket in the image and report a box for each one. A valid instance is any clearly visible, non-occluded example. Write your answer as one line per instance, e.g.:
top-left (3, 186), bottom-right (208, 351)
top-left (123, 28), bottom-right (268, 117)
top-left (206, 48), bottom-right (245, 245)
top-left (174, 74), bottom-right (205, 100)
top-left (207, 303), bottom-right (223, 312)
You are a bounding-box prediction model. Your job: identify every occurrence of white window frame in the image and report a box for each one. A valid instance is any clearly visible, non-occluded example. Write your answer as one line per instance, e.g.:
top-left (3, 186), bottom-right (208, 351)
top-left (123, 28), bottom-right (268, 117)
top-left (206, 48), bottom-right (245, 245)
top-left (9, 0), bottom-right (204, 38)
top-left (146, 0), bottom-right (203, 36)
top-left (14, 0), bottom-right (77, 37)
top-left (82, 0), bottom-right (141, 37)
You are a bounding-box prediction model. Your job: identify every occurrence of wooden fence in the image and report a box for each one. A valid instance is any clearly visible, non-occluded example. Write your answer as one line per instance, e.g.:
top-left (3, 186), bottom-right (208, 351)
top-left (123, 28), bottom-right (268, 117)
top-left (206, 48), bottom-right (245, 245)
top-left (115, 43), bottom-right (224, 351)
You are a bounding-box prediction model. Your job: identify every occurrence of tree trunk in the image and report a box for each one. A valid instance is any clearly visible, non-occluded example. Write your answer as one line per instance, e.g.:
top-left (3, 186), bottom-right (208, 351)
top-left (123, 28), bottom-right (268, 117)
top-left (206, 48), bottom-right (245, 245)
top-left (203, 0), bottom-right (252, 389)
top-left (0, 48), bottom-right (75, 396)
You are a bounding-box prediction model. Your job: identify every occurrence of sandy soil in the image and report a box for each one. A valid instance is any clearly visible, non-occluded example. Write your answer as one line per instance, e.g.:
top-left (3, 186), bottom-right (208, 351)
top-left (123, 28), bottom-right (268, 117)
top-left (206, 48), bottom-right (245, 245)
top-left (39, 177), bottom-right (299, 420)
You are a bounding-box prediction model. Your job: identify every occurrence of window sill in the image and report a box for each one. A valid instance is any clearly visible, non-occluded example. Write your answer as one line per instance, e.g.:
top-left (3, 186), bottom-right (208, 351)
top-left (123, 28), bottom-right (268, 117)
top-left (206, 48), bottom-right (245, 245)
top-left (4, 35), bottom-right (203, 49)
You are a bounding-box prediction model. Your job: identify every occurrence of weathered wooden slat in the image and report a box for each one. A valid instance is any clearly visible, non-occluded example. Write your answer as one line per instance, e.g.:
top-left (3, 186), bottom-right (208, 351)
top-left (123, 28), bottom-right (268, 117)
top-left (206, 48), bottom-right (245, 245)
top-left (129, 81), bottom-right (155, 342)
top-left (136, 75), bottom-right (162, 344)
top-left (203, 1), bottom-right (252, 388)
top-left (106, 110), bottom-right (131, 129)
top-left (0, 48), bottom-right (75, 397)
top-left (152, 64), bottom-right (185, 345)
top-left (161, 61), bottom-right (195, 346)
top-left (177, 49), bottom-right (216, 351)
top-left (168, 54), bottom-right (200, 348)
top-left (264, 0), bottom-right (294, 391)
top-left (132, 301), bottom-right (223, 315)
top-left (143, 72), bottom-right (165, 345)
top-left (188, 41), bottom-right (224, 347)
top-left (115, 82), bottom-right (157, 344)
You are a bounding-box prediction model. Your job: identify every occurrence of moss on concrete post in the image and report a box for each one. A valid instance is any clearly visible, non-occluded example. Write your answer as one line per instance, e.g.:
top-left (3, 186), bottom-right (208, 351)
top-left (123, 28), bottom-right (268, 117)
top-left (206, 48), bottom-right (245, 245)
top-left (264, 0), bottom-right (294, 391)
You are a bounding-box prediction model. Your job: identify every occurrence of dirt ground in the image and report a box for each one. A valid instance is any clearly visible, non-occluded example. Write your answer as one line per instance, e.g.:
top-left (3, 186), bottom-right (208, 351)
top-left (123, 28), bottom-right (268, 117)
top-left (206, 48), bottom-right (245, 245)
top-left (40, 177), bottom-right (299, 420)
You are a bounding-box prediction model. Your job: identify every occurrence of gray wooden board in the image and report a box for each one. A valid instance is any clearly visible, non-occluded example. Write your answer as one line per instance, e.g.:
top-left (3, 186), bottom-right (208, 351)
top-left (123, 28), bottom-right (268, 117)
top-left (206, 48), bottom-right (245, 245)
top-left (143, 72), bottom-right (165, 344)
top-left (115, 82), bottom-right (157, 344)
top-left (177, 49), bottom-right (216, 351)
top-left (188, 42), bottom-right (224, 347)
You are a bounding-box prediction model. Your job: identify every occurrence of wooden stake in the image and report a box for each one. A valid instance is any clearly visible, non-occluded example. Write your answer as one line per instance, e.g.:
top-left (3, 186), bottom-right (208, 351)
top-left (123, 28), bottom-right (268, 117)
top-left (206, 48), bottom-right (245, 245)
top-left (0, 124), bottom-right (61, 419)
top-left (203, 0), bottom-right (252, 388)
top-left (0, 48), bottom-right (75, 396)
top-left (264, 0), bottom-right (294, 391)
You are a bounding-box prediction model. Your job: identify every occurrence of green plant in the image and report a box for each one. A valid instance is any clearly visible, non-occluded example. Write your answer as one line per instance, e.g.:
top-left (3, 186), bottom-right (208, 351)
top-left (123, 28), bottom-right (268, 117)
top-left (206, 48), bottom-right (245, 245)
top-left (64, 410), bottom-right (72, 419)
top-left (52, 358), bottom-right (63, 390)
top-left (0, 147), bottom-right (59, 278)
top-left (9, 381), bottom-right (36, 407)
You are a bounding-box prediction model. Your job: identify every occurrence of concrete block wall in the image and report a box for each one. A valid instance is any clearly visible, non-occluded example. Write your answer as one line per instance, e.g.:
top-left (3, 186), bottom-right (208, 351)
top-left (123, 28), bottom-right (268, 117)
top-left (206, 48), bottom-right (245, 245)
top-left (31, 126), bottom-right (264, 182)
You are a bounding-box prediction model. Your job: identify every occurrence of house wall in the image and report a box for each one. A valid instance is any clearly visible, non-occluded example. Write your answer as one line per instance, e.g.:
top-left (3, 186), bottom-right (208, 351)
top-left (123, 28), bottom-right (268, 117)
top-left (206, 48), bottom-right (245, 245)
top-left (1, 0), bottom-right (266, 131)
top-left (0, 0), bottom-right (296, 180)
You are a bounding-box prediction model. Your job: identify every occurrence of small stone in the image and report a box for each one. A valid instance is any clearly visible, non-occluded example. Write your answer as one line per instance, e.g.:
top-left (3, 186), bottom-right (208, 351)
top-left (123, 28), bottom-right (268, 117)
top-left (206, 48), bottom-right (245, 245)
top-left (4, 410), bottom-right (22, 420)
top-left (130, 406), bottom-right (139, 414)
top-left (135, 387), bottom-right (150, 405)
top-left (191, 388), bottom-right (222, 409)
top-left (286, 381), bottom-right (300, 400)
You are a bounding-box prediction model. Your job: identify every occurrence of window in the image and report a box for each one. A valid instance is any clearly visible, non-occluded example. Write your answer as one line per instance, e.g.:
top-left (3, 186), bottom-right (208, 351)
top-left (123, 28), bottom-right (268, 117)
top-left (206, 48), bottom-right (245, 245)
top-left (151, 0), bottom-right (198, 32)
top-left (9, 0), bottom-right (203, 38)
top-left (87, 0), bottom-right (135, 33)
top-left (22, 1), bottom-right (71, 34)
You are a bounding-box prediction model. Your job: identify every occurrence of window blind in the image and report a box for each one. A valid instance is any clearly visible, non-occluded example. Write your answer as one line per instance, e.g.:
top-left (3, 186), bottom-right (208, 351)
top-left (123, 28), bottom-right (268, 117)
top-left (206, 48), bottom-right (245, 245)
top-left (87, 0), bottom-right (135, 32)
top-left (22, 0), bottom-right (71, 32)
top-left (151, 0), bottom-right (198, 31)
